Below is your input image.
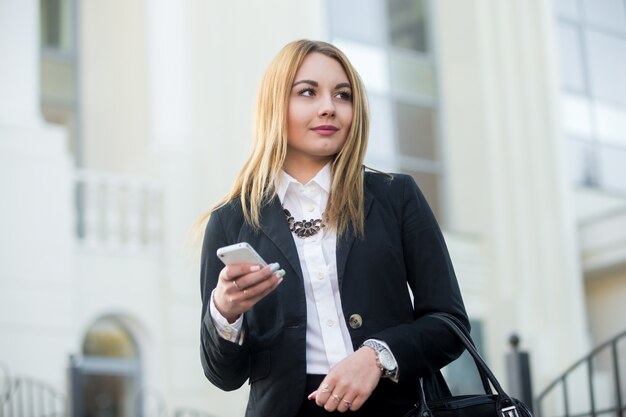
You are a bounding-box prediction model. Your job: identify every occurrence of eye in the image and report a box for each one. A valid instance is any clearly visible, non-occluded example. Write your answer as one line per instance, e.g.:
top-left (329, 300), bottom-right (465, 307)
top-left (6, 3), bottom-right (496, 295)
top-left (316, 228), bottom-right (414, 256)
top-left (335, 90), bottom-right (352, 101)
top-left (297, 87), bottom-right (315, 97)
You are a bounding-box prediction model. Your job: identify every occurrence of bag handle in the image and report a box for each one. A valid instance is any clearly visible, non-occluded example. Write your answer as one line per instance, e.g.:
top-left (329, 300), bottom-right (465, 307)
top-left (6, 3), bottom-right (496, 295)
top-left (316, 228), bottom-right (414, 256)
top-left (428, 313), bottom-right (493, 395)
top-left (416, 313), bottom-right (523, 417)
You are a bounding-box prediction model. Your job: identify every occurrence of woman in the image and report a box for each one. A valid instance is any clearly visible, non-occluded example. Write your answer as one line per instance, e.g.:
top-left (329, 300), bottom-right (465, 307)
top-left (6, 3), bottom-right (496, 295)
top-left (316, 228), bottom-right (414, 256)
top-left (199, 39), bottom-right (468, 417)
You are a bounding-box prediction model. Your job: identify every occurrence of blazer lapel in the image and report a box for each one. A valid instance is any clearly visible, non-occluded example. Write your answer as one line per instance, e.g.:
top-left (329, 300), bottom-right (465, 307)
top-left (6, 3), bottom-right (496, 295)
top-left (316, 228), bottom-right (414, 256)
top-left (336, 183), bottom-right (374, 289)
top-left (260, 197), bottom-right (304, 282)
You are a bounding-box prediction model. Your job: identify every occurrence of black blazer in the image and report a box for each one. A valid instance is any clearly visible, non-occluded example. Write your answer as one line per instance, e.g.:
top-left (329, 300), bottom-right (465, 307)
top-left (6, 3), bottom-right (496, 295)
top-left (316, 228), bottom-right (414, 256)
top-left (200, 171), bottom-right (468, 417)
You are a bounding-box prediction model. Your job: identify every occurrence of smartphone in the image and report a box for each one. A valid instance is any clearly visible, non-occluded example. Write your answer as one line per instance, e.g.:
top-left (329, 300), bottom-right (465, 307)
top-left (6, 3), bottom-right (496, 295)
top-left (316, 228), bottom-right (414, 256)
top-left (216, 242), bottom-right (268, 267)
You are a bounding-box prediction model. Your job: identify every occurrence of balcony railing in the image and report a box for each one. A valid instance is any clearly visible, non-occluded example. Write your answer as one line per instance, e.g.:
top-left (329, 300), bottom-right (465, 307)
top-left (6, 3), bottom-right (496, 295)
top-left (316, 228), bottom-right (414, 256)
top-left (535, 329), bottom-right (626, 417)
top-left (75, 170), bottom-right (163, 253)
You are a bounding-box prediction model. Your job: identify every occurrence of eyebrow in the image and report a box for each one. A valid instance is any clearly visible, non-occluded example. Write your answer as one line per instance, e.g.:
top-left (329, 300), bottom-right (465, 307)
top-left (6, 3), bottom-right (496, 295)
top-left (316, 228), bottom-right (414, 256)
top-left (292, 80), bottom-right (352, 89)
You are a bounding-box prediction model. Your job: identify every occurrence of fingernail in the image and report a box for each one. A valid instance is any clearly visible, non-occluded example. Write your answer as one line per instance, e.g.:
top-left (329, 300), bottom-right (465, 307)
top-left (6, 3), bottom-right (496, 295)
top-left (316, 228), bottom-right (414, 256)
top-left (269, 262), bottom-right (280, 272)
top-left (275, 269), bottom-right (286, 278)
top-left (277, 277), bottom-right (284, 285)
top-left (250, 265), bottom-right (261, 272)
top-left (308, 390), bottom-right (317, 400)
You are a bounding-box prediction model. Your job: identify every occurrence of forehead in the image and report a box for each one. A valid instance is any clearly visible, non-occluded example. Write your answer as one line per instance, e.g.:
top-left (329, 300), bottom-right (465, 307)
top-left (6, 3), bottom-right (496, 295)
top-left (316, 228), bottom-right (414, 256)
top-left (294, 52), bottom-right (349, 83)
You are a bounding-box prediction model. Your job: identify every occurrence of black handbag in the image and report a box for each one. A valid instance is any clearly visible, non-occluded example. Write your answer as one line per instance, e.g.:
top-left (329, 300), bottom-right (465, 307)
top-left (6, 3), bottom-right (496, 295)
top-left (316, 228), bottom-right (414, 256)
top-left (404, 313), bottom-right (534, 417)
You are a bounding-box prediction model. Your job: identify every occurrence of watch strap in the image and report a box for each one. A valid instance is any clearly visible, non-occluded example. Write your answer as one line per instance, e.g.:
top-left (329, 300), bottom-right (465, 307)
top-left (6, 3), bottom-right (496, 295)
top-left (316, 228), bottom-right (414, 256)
top-left (361, 339), bottom-right (397, 378)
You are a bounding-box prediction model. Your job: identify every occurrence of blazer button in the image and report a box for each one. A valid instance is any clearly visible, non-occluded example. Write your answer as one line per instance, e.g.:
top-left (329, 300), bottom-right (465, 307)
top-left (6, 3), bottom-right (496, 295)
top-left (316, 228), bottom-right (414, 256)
top-left (349, 314), bottom-right (362, 329)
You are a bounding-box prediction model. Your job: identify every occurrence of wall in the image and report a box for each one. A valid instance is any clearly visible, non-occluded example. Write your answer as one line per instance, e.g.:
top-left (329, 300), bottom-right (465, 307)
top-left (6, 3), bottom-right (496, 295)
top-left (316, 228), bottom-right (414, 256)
top-left (586, 270), bottom-right (626, 345)
top-left (81, 0), bottom-right (150, 176)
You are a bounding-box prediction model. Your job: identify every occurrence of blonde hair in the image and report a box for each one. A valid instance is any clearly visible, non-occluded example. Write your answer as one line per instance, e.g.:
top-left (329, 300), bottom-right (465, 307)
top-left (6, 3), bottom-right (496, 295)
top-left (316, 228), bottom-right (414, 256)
top-left (196, 39), bottom-right (369, 238)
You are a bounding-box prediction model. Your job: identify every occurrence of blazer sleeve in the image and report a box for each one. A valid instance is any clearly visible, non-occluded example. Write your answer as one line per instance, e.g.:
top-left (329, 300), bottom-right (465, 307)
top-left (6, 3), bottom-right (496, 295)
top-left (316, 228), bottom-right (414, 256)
top-left (199, 207), bottom-right (251, 391)
top-left (370, 174), bottom-right (469, 383)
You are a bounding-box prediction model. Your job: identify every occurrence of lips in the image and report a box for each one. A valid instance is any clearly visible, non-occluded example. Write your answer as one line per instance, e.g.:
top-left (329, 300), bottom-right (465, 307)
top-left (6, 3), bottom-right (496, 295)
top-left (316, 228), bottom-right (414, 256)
top-left (312, 125), bottom-right (339, 135)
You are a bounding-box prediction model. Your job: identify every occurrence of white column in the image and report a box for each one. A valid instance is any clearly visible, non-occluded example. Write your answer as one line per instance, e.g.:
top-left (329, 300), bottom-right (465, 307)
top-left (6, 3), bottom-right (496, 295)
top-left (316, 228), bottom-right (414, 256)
top-left (147, 0), bottom-right (192, 150)
top-left (145, 0), bottom-right (195, 401)
top-left (0, 0), bottom-right (41, 126)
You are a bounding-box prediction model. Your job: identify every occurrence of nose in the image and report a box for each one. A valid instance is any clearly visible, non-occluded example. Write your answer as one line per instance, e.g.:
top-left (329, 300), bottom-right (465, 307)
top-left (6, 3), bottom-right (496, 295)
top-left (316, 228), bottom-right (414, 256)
top-left (318, 95), bottom-right (336, 118)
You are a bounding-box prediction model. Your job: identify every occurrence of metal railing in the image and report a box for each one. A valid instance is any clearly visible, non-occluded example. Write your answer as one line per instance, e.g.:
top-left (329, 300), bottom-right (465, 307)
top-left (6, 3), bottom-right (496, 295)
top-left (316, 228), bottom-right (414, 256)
top-left (535, 329), bottom-right (626, 417)
top-left (0, 370), bottom-right (66, 417)
top-left (0, 362), bottom-right (213, 417)
top-left (173, 409), bottom-right (214, 417)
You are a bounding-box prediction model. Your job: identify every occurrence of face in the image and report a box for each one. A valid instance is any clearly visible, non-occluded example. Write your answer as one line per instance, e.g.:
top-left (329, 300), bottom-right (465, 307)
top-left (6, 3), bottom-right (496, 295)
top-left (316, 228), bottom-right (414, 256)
top-left (286, 52), bottom-right (353, 167)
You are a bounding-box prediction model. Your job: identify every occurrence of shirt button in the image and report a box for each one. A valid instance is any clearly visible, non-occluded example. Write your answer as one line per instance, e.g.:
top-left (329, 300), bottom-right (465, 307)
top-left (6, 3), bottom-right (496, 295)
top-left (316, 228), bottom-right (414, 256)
top-left (326, 320), bottom-right (334, 327)
top-left (317, 272), bottom-right (325, 280)
top-left (306, 205), bottom-right (315, 212)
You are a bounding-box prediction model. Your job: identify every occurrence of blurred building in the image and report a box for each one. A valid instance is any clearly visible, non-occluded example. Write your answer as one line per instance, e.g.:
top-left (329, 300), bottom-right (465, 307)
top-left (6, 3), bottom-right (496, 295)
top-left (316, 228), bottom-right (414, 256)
top-left (1, 0), bottom-right (625, 416)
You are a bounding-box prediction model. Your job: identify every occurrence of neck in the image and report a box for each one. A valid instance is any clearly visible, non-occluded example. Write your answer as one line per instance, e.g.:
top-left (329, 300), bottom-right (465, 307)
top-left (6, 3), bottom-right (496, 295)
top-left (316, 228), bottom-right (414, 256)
top-left (283, 155), bottom-right (332, 184)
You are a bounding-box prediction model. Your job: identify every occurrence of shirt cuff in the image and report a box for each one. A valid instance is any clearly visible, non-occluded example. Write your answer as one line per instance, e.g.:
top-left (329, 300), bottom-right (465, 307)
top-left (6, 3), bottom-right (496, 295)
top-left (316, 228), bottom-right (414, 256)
top-left (366, 338), bottom-right (399, 383)
top-left (209, 289), bottom-right (245, 345)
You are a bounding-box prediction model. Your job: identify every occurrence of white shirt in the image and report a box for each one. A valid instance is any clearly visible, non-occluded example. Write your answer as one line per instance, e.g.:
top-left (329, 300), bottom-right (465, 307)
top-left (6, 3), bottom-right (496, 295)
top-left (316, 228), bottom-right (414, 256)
top-left (210, 163), bottom-right (352, 373)
top-left (275, 164), bottom-right (354, 373)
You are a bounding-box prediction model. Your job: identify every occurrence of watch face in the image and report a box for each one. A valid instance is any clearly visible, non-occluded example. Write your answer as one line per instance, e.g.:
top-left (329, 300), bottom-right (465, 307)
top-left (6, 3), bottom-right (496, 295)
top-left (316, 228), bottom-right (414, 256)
top-left (379, 350), bottom-right (396, 371)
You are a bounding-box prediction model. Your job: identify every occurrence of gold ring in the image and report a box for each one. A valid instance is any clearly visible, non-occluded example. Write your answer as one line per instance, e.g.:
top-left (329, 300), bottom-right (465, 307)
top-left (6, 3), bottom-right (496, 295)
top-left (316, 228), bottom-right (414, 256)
top-left (332, 394), bottom-right (342, 403)
top-left (320, 383), bottom-right (330, 393)
top-left (233, 280), bottom-right (241, 290)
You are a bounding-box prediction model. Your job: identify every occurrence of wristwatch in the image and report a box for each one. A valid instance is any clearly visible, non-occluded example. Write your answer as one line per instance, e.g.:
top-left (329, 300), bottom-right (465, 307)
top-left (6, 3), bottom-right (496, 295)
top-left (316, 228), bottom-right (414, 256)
top-left (361, 339), bottom-right (397, 378)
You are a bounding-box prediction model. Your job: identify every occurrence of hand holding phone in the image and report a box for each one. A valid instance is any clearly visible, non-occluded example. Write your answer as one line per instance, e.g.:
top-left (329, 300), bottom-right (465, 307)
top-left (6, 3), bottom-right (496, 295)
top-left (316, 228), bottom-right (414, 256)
top-left (213, 242), bottom-right (284, 323)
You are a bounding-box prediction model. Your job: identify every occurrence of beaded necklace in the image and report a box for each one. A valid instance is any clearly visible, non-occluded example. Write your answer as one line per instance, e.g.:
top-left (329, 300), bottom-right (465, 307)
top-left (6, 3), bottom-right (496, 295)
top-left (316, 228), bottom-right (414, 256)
top-left (283, 207), bottom-right (325, 238)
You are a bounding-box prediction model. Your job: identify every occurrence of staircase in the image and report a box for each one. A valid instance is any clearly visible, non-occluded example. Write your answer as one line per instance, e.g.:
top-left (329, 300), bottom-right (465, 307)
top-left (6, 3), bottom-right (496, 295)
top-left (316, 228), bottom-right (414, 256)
top-left (535, 329), bottom-right (626, 417)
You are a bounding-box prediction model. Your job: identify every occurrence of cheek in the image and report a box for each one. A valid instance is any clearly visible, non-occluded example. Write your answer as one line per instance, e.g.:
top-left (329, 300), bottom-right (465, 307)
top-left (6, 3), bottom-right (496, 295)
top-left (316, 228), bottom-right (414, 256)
top-left (340, 104), bottom-right (353, 127)
top-left (342, 114), bottom-right (353, 136)
top-left (287, 103), bottom-right (308, 130)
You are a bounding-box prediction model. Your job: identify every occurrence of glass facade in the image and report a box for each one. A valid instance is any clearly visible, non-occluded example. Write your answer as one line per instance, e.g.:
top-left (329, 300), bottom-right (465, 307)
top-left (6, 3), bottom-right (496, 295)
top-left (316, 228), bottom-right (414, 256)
top-left (554, 0), bottom-right (626, 193)
top-left (328, 0), bottom-right (445, 223)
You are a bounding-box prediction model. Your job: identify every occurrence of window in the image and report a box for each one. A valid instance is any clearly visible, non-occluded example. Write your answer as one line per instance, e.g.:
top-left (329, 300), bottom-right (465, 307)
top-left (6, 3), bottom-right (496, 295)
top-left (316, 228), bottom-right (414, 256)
top-left (70, 317), bottom-right (142, 417)
top-left (40, 0), bottom-right (81, 163)
top-left (443, 319), bottom-right (486, 394)
top-left (329, 0), bottom-right (445, 223)
top-left (554, 0), bottom-right (626, 193)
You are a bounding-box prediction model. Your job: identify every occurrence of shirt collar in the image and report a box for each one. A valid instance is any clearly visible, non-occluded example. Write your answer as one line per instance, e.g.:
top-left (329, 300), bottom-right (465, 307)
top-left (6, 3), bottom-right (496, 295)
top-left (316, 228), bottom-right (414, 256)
top-left (275, 162), bottom-right (332, 203)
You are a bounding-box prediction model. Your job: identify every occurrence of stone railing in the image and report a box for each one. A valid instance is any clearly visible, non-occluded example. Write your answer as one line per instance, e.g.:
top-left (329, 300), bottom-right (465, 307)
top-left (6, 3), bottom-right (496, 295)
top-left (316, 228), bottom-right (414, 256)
top-left (75, 170), bottom-right (163, 253)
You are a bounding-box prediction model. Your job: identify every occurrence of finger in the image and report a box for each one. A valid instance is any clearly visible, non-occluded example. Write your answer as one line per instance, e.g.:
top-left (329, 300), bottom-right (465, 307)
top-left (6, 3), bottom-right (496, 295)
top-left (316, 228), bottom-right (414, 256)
top-left (346, 394), bottom-right (366, 411)
top-left (226, 270), bottom-right (284, 315)
top-left (307, 390), bottom-right (317, 401)
top-left (221, 264), bottom-right (262, 281)
top-left (324, 392), bottom-right (344, 412)
top-left (240, 270), bottom-right (285, 300)
top-left (232, 263), bottom-right (281, 289)
top-left (336, 396), bottom-right (355, 413)
top-left (314, 381), bottom-right (333, 406)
